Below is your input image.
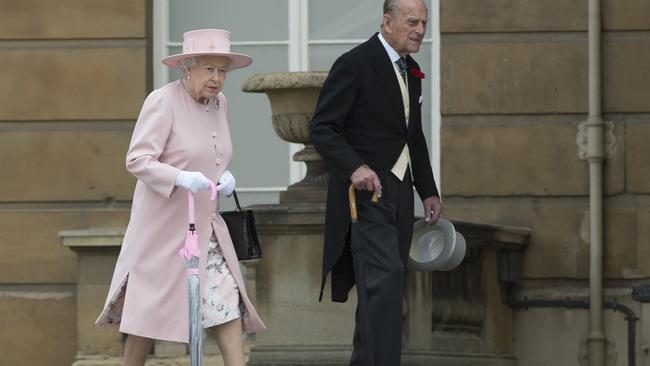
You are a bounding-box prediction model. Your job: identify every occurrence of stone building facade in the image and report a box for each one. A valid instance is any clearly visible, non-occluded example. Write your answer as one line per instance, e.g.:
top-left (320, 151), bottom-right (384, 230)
top-left (1, 0), bottom-right (649, 365)
top-left (440, 0), bottom-right (650, 365)
top-left (0, 1), bottom-right (146, 364)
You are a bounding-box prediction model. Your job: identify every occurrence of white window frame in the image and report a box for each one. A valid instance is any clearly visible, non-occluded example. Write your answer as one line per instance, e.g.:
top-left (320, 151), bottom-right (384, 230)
top-left (152, 0), bottom-right (441, 195)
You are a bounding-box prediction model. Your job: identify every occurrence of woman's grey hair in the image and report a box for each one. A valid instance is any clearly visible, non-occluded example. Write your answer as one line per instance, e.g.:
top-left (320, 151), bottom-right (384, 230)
top-left (178, 56), bottom-right (201, 75)
top-left (178, 55), bottom-right (232, 76)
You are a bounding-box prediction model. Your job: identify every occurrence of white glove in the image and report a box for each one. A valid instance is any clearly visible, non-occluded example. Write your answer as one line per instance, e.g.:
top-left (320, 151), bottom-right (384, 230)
top-left (217, 170), bottom-right (236, 197)
top-left (175, 171), bottom-right (212, 194)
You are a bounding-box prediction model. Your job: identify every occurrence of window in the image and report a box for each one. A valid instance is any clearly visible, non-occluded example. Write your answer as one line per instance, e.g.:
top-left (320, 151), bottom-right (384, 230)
top-left (153, 0), bottom-right (440, 207)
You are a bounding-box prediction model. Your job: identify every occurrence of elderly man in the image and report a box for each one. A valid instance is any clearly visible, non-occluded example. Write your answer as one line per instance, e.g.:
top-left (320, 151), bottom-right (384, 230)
top-left (310, 0), bottom-right (443, 364)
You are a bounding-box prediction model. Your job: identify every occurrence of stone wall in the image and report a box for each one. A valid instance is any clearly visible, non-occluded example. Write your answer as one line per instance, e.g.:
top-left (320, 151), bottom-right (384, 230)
top-left (439, 1), bottom-right (650, 365)
top-left (0, 1), bottom-right (148, 364)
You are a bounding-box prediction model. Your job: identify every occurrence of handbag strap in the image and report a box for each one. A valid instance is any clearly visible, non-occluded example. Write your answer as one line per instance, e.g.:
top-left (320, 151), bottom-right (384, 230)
top-left (232, 190), bottom-right (242, 211)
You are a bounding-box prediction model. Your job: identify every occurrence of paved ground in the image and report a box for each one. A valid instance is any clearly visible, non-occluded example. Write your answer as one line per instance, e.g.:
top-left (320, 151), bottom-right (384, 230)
top-left (72, 342), bottom-right (252, 365)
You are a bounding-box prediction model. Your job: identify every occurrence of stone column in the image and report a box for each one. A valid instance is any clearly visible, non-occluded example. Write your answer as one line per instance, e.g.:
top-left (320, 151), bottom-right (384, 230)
top-left (245, 204), bottom-right (357, 365)
top-left (60, 228), bottom-right (126, 365)
top-left (242, 71), bottom-right (358, 364)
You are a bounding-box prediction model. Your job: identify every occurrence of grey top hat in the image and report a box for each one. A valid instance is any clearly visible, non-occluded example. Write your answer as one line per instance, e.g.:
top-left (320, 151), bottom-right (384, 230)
top-left (407, 217), bottom-right (467, 272)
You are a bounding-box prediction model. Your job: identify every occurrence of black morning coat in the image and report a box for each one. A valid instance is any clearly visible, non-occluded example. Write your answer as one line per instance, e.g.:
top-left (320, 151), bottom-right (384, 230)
top-left (309, 33), bottom-right (439, 303)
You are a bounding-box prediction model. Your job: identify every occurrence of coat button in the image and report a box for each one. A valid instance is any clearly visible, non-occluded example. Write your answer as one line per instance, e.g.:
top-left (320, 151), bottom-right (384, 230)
top-left (211, 213), bottom-right (218, 220)
top-left (215, 158), bottom-right (221, 165)
top-left (211, 131), bottom-right (217, 138)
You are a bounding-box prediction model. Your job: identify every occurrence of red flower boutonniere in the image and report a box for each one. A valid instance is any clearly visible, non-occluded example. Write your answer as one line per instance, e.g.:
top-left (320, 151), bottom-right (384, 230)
top-left (410, 68), bottom-right (425, 79)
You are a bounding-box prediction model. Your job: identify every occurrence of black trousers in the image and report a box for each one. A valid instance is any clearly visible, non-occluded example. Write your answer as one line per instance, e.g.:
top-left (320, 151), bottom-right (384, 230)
top-left (349, 169), bottom-right (414, 366)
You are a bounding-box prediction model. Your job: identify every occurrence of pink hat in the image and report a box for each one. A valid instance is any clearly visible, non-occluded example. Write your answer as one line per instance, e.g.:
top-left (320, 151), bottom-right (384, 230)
top-left (162, 29), bottom-right (253, 70)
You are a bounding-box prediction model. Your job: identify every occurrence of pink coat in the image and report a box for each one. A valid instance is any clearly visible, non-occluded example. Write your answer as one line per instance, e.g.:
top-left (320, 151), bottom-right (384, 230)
top-left (96, 80), bottom-right (265, 342)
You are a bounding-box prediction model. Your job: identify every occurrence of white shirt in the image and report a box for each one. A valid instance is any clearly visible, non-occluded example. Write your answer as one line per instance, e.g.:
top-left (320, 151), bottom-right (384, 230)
top-left (378, 32), bottom-right (402, 65)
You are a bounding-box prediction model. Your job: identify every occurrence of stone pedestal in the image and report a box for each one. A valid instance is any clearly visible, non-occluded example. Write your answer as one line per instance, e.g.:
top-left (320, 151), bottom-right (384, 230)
top-left (246, 202), bottom-right (357, 365)
top-left (243, 71), bottom-right (361, 364)
top-left (60, 228), bottom-right (126, 363)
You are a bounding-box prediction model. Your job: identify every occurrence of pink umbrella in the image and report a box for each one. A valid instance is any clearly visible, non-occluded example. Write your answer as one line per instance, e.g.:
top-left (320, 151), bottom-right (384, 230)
top-left (178, 180), bottom-right (217, 366)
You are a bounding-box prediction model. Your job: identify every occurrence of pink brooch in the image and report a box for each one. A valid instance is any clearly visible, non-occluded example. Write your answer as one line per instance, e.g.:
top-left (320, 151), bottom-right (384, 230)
top-left (410, 68), bottom-right (425, 79)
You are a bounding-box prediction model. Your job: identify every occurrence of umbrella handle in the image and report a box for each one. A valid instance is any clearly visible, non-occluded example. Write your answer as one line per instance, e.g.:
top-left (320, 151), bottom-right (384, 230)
top-left (187, 180), bottom-right (217, 225)
top-left (348, 185), bottom-right (358, 221)
top-left (348, 184), bottom-right (379, 221)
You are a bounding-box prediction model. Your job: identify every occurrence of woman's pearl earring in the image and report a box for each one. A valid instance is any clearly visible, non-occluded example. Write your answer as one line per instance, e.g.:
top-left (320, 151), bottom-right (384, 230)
top-left (186, 74), bottom-right (190, 80)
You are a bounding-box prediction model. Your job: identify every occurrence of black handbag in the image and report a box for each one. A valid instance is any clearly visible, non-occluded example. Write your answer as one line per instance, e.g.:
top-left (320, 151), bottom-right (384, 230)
top-left (220, 190), bottom-right (263, 260)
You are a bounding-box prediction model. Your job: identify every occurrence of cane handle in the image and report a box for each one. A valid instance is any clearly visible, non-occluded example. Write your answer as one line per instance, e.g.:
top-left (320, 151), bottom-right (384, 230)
top-left (348, 184), bottom-right (380, 221)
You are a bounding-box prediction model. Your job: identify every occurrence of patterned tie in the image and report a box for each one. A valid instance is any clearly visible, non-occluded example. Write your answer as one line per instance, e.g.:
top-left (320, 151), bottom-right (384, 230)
top-left (396, 57), bottom-right (408, 83)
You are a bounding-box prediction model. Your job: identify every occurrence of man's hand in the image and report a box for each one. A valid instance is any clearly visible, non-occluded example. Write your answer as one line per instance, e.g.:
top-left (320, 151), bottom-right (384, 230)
top-left (351, 165), bottom-right (382, 197)
top-left (423, 196), bottom-right (443, 225)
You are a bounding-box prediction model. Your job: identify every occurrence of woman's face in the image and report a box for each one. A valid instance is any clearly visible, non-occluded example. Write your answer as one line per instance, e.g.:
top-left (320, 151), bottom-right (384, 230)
top-left (185, 56), bottom-right (230, 101)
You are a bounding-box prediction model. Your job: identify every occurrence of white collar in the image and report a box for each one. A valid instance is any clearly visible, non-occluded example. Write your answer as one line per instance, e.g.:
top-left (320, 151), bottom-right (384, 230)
top-left (378, 32), bottom-right (402, 64)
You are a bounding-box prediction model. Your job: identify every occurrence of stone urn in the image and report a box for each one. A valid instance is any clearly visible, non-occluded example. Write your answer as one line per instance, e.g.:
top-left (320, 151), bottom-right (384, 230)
top-left (242, 71), bottom-right (328, 203)
top-left (241, 72), bottom-right (360, 365)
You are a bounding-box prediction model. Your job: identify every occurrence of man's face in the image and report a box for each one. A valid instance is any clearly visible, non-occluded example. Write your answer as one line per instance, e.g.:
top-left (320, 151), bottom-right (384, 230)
top-left (383, 0), bottom-right (428, 56)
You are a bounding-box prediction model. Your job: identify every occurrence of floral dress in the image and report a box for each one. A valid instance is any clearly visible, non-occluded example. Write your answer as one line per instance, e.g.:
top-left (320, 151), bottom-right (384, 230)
top-left (97, 231), bottom-right (247, 330)
top-left (202, 232), bottom-right (246, 328)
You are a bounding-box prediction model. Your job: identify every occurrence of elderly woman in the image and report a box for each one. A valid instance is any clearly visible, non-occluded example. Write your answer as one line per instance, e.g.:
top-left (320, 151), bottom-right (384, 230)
top-left (96, 29), bottom-right (265, 366)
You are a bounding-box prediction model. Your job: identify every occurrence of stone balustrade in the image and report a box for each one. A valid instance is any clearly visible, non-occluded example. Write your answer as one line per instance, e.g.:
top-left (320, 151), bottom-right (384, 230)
top-left (59, 228), bottom-right (241, 365)
top-left (60, 219), bottom-right (530, 365)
